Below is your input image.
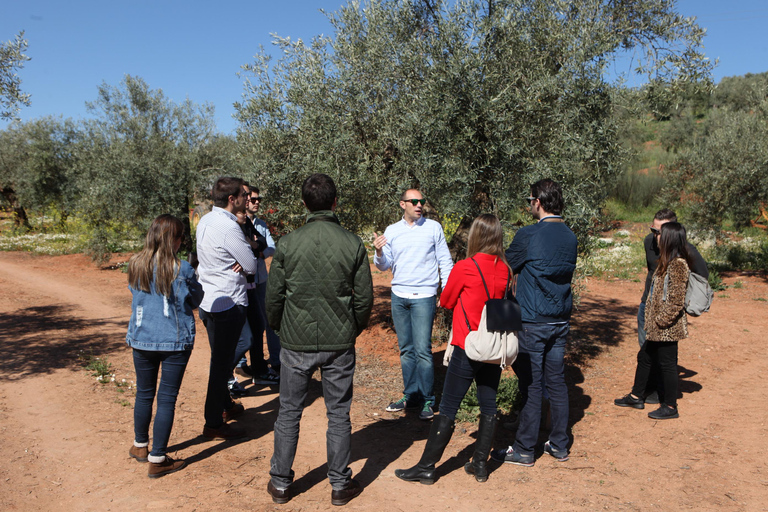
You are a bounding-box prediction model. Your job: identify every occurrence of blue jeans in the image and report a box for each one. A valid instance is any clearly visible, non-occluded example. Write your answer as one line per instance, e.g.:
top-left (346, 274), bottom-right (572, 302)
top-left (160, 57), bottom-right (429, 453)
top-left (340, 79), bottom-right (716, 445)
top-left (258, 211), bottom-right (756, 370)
top-left (133, 348), bottom-right (192, 457)
top-left (270, 347), bottom-right (356, 490)
top-left (637, 301), bottom-right (646, 348)
top-left (200, 306), bottom-right (246, 428)
top-left (512, 322), bottom-right (570, 456)
top-left (390, 294), bottom-right (436, 406)
top-left (439, 346), bottom-right (501, 421)
top-left (234, 288), bottom-right (268, 375)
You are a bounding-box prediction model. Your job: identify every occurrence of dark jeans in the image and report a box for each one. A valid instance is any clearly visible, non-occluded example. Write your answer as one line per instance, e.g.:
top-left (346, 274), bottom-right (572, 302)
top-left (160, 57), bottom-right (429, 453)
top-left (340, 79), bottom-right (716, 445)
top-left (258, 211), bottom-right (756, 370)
top-left (512, 322), bottom-right (570, 456)
top-left (234, 288), bottom-right (269, 375)
top-left (439, 346), bottom-right (502, 421)
top-left (637, 301), bottom-right (663, 397)
top-left (270, 347), bottom-right (355, 490)
top-left (631, 340), bottom-right (679, 407)
top-left (200, 306), bottom-right (246, 428)
top-left (133, 348), bottom-right (192, 457)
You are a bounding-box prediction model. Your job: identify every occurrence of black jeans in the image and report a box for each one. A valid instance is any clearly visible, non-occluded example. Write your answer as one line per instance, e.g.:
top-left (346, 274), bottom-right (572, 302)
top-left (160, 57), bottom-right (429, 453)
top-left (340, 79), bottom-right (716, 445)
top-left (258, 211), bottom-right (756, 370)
top-left (631, 340), bottom-right (679, 407)
top-left (200, 306), bottom-right (247, 428)
top-left (438, 346), bottom-right (501, 421)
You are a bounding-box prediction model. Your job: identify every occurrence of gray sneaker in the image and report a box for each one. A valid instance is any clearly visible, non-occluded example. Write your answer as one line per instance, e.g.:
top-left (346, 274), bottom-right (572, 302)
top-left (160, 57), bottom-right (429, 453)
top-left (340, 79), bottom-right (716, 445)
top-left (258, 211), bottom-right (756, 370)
top-left (543, 441), bottom-right (569, 462)
top-left (490, 446), bottom-right (534, 467)
top-left (419, 403), bottom-right (435, 421)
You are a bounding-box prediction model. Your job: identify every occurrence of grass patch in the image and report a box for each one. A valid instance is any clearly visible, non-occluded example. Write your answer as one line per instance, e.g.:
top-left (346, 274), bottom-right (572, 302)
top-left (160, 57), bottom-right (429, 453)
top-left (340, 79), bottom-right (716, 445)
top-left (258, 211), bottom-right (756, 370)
top-left (579, 235), bottom-right (645, 280)
top-left (456, 375), bottom-right (519, 423)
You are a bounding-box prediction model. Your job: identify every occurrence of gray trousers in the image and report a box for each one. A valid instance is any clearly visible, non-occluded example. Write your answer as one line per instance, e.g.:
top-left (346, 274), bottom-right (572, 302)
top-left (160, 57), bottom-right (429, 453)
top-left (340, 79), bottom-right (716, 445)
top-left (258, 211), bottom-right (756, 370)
top-left (270, 347), bottom-right (355, 490)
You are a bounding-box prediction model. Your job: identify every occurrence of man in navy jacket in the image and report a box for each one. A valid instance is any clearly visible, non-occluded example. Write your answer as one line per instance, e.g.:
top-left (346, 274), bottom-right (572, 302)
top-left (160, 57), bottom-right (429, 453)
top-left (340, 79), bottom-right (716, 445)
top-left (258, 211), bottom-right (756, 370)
top-left (492, 178), bottom-right (577, 467)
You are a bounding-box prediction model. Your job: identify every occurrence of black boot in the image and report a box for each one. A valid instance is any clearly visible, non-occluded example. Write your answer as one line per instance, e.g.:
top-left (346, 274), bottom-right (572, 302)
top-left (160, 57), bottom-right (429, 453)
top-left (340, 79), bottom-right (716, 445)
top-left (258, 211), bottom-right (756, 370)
top-left (394, 414), bottom-right (455, 485)
top-left (464, 413), bottom-right (497, 482)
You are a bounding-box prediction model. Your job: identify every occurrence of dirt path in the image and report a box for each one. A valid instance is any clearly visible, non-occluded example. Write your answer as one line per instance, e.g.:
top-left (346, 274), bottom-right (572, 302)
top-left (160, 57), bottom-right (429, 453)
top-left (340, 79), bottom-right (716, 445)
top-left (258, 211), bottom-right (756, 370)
top-left (1, 251), bottom-right (766, 511)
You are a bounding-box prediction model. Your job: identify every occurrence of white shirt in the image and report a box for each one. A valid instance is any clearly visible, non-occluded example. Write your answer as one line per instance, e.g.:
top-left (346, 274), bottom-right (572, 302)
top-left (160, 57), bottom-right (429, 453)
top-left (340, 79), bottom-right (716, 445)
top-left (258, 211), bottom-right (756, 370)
top-left (196, 206), bottom-right (259, 312)
top-left (373, 216), bottom-right (453, 297)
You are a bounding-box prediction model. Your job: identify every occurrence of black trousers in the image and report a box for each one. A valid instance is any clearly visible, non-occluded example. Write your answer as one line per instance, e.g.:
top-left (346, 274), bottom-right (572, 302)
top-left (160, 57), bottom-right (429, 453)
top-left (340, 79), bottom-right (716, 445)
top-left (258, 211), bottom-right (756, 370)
top-left (631, 340), bottom-right (679, 407)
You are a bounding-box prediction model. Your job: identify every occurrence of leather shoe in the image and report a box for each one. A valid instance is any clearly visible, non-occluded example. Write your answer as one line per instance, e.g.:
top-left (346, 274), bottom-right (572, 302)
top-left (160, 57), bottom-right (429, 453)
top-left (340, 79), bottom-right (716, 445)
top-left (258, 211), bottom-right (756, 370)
top-left (129, 444), bottom-right (148, 462)
top-left (267, 480), bottom-right (292, 504)
top-left (202, 423), bottom-right (247, 440)
top-left (331, 479), bottom-right (362, 506)
top-left (223, 401), bottom-right (245, 422)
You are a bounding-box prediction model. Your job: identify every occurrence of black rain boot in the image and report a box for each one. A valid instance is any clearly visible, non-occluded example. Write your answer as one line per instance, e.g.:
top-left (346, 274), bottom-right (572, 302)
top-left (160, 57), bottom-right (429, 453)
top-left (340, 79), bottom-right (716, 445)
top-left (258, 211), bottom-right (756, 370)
top-left (394, 414), bottom-right (455, 485)
top-left (464, 413), bottom-right (497, 482)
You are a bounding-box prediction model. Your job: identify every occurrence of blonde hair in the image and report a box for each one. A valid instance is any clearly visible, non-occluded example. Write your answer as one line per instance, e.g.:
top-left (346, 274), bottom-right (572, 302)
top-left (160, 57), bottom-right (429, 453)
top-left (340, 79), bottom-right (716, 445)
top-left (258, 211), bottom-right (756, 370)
top-left (127, 214), bottom-right (184, 297)
top-left (466, 214), bottom-right (507, 266)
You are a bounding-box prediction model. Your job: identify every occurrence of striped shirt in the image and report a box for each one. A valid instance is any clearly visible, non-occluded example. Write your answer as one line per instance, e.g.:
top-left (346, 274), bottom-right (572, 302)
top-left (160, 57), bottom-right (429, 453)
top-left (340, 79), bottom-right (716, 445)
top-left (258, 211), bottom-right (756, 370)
top-left (196, 206), bottom-right (259, 312)
top-left (373, 217), bottom-right (453, 297)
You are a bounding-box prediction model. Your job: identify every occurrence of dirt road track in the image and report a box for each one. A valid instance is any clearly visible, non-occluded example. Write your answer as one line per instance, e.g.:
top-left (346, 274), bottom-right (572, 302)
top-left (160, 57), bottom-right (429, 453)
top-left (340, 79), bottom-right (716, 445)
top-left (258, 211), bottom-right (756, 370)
top-left (1, 251), bottom-right (767, 511)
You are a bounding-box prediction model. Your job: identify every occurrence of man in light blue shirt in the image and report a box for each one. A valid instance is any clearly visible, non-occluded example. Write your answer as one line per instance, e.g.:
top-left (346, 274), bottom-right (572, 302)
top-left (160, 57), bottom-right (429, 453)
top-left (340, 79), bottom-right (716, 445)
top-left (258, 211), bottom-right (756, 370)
top-left (373, 189), bottom-right (453, 420)
top-left (196, 177), bottom-right (259, 440)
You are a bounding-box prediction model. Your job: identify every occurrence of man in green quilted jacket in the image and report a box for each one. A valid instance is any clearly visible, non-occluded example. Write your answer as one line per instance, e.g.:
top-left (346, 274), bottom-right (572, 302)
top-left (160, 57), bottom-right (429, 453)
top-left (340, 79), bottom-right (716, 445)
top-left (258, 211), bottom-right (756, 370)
top-left (265, 173), bottom-right (373, 506)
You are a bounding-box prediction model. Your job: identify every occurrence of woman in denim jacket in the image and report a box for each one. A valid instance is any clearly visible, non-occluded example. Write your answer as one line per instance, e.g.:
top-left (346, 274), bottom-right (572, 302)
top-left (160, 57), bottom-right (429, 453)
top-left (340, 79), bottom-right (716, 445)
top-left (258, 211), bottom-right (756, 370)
top-left (126, 214), bottom-right (204, 478)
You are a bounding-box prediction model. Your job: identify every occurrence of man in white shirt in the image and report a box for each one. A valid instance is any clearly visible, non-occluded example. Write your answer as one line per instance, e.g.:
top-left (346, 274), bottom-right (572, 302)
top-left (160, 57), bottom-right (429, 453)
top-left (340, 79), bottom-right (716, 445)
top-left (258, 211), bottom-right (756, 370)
top-left (196, 177), bottom-right (259, 439)
top-left (373, 189), bottom-right (453, 420)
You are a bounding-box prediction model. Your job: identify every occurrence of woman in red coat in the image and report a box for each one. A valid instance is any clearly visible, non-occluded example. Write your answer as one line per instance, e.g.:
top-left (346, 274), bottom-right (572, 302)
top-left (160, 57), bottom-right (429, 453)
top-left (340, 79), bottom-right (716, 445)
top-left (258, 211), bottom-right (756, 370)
top-left (395, 214), bottom-right (512, 485)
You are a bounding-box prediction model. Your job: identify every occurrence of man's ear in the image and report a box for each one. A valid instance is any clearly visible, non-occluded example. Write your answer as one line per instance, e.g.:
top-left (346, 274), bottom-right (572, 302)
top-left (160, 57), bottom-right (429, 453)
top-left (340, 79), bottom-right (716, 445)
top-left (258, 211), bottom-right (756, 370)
top-left (331, 197), bottom-right (338, 211)
top-left (302, 200), bottom-right (308, 211)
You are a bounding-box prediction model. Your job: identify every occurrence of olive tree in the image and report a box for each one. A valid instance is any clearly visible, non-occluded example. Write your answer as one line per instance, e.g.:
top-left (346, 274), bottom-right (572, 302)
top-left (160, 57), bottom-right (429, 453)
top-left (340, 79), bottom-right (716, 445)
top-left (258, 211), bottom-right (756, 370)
top-left (1, 31), bottom-right (31, 121)
top-left (75, 75), bottom-right (216, 261)
top-left (235, 0), bottom-right (711, 253)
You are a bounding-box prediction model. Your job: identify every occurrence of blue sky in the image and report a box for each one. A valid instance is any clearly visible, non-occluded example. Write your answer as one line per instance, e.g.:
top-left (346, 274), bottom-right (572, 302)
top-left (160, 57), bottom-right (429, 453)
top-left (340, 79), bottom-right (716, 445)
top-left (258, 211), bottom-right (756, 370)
top-left (2, 0), bottom-right (767, 135)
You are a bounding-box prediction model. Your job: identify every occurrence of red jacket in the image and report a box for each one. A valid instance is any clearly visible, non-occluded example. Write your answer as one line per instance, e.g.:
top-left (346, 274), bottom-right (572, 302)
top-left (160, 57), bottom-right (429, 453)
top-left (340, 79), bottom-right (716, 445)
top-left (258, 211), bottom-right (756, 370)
top-left (441, 253), bottom-right (511, 350)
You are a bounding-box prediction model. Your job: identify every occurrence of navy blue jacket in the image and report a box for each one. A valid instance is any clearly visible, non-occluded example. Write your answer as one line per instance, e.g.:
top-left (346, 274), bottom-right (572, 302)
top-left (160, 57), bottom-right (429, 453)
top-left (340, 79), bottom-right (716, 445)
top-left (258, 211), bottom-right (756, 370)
top-left (505, 218), bottom-right (578, 323)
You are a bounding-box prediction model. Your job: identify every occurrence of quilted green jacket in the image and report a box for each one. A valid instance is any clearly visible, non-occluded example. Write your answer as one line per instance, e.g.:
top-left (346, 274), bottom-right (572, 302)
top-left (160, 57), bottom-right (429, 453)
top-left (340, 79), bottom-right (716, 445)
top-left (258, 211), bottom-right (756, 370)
top-left (265, 210), bottom-right (374, 351)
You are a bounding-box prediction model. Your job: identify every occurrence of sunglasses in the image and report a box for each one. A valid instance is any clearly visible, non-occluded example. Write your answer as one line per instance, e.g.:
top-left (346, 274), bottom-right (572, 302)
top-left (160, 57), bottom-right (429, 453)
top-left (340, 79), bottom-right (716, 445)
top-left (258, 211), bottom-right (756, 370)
top-left (248, 196), bottom-right (262, 203)
top-left (650, 227), bottom-right (661, 235)
top-left (404, 198), bottom-right (426, 206)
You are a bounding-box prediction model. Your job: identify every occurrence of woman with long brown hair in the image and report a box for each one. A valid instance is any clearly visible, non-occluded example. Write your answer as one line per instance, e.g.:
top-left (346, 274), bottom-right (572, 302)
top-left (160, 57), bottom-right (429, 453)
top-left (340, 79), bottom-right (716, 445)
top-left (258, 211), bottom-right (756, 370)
top-left (615, 221), bottom-right (692, 419)
top-left (395, 214), bottom-right (511, 484)
top-left (126, 214), bottom-right (203, 477)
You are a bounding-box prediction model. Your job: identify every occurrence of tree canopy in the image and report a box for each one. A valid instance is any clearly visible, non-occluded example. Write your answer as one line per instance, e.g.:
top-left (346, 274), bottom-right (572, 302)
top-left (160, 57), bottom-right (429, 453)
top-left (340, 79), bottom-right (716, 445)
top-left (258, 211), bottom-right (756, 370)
top-left (0, 31), bottom-right (31, 121)
top-left (235, 0), bottom-right (712, 252)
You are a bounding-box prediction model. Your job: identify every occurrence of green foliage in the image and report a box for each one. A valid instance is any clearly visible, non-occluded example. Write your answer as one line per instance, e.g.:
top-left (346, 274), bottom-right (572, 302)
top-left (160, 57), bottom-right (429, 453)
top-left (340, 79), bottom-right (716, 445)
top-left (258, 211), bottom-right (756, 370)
top-left (236, 0), bottom-right (711, 252)
top-left (707, 268), bottom-right (726, 292)
top-left (456, 375), bottom-right (519, 423)
top-left (76, 75), bottom-right (217, 261)
top-left (81, 353), bottom-right (113, 380)
top-left (0, 31), bottom-right (31, 120)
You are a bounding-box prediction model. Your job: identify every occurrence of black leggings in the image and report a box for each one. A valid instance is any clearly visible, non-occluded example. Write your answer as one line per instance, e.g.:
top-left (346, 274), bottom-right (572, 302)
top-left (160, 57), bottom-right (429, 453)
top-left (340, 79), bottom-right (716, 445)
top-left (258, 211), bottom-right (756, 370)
top-left (631, 341), bottom-right (679, 408)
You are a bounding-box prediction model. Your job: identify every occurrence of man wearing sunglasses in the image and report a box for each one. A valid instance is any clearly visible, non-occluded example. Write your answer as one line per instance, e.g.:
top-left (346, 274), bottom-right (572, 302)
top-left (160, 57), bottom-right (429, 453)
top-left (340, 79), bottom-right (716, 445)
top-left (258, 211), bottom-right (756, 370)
top-left (229, 184), bottom-right (281, 397)
top-left (373, 189), bottom-right (453, 421)
top-left (637, 209), bottom-right (708, 403)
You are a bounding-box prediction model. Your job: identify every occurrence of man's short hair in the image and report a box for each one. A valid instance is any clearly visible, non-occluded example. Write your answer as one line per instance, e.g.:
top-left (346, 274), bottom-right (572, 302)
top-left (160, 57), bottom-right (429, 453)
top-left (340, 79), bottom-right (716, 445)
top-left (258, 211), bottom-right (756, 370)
top-left (399, 189), bottom-right (423, 202)
top-left (302, 174), bottom-right (337, 211)
top-left (531, 179), bottom-right (564, 215)
top-left (212, 177), bottom-right (245, 208)
top-left (248, 185), bottom-right (260, 195)
top-left (654, 208), bottom-right (677, 223)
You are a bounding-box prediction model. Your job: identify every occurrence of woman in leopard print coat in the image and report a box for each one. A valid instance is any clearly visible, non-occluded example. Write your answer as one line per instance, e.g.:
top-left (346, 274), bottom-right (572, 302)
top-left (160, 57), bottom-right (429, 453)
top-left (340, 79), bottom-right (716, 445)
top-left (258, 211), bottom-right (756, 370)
top-left (614, 222), bottom-right (692, 420)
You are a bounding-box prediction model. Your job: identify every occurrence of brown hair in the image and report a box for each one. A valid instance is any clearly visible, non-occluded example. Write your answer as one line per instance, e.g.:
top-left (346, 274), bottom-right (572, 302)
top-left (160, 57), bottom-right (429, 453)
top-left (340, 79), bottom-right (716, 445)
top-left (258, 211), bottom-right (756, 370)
top-left (127, 214), bottom-right (184, 297)
top-left (657, 222), bottom-right (693, 277)
top-left (466, 214), bottom-right (508, 267)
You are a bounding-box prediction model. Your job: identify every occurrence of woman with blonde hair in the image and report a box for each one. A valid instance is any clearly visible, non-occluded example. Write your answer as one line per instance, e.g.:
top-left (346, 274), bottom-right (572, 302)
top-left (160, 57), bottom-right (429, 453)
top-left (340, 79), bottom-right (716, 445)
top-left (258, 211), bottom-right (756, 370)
top-left (395, 214), bottom-right (511, 484)
top-left (126, 214), bottom-right (203, 477)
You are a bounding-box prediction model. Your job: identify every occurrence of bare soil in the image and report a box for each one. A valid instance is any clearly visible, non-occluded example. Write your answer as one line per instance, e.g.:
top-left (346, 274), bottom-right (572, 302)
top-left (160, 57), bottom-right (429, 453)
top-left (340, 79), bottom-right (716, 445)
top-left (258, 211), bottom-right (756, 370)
top-left (1, 246), bottom-right (767, 511)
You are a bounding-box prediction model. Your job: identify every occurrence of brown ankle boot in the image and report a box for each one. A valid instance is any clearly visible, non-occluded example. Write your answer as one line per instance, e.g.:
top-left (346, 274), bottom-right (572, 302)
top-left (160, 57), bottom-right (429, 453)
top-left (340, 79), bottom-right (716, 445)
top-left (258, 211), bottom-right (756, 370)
top-left (148, 456), bottom-right (186, 478)
top-left (129, 445), bottom-right (148, 462)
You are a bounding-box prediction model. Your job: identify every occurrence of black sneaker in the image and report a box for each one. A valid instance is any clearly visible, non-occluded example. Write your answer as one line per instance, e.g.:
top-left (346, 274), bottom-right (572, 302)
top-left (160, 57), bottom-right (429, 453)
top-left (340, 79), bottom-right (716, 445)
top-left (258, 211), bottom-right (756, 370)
top-left (228, 378), bottom-right (247, 397)
top-left (543, 441), bottom-right (569, 462)
top-left (648, 405), bottom-right (679, 420)
top-left (419, 403), bottom-right (435, 421)
top-left (613, 393), bottom-right (644, 410)
top-left (643, 391), bottom-right (660, 404)
top-left (253, 369), bottom-right (280, 386)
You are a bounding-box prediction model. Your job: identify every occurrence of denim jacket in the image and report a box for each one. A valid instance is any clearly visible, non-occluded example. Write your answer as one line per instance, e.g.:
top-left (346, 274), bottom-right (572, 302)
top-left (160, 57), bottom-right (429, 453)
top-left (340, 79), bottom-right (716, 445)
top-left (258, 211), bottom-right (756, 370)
top-left (126, 260), bottom-right (204, 351)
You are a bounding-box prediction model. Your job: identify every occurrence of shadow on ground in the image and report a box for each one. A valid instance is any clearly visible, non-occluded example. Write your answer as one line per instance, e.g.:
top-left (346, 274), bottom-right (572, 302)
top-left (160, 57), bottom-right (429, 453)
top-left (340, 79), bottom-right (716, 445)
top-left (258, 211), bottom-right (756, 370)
top-left (0, 304), bottom-right (125, 381)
